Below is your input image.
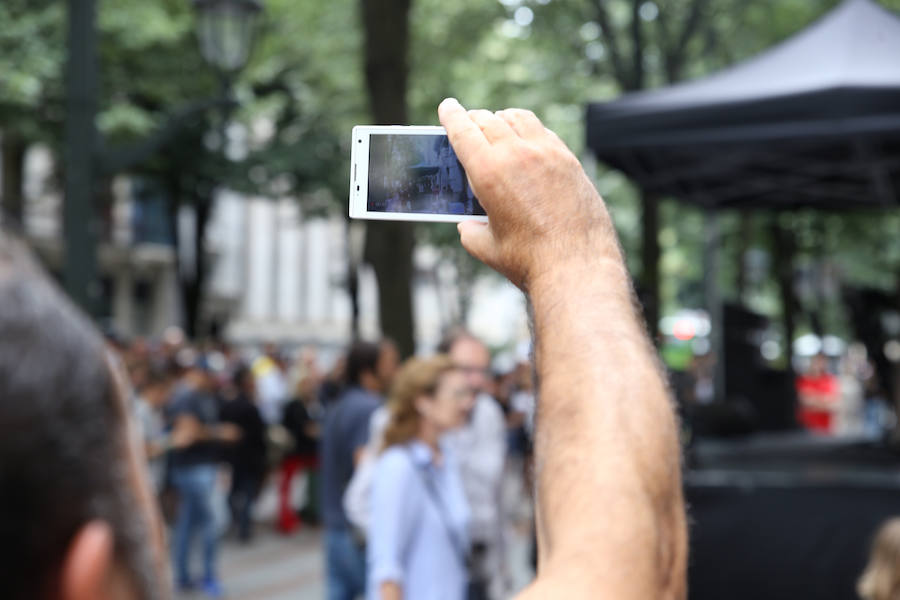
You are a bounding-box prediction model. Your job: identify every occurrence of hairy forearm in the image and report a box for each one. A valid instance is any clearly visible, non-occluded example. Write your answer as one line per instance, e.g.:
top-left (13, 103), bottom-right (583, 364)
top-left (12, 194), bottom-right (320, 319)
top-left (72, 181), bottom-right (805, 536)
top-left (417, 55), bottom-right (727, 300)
top-left (527, 252), bottom-right (687, 599)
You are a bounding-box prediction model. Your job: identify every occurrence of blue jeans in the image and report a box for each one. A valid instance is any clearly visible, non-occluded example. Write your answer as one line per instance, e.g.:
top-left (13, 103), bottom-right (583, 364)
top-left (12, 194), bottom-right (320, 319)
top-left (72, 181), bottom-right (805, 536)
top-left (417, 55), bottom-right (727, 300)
top-left (171, 463), bottom-right (219, 585)
top-left (325, 527), bottom-right (366, 600)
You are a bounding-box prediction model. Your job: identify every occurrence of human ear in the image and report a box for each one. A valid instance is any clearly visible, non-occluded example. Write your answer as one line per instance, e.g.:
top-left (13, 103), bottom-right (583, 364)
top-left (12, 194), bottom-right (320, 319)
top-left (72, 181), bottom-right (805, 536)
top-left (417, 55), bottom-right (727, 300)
top-left (59, 521), bottom-right (116, 600)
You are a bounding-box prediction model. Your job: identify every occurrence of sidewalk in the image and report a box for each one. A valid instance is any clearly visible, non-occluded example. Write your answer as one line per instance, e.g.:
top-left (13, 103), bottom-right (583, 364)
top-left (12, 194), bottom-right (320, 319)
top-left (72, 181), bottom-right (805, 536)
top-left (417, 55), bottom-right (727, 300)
top-left (175, 528), bottom-right (325, 600)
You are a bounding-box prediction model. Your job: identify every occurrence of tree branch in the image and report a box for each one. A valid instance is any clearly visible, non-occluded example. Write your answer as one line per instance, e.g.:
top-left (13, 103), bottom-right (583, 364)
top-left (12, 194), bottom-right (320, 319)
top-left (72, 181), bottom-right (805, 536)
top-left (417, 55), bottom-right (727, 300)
top-left (666, 0), bottom-right (710, 82)
top-left (592, 0), bottom-right (631, 89)
top-left (654, 0), bottom-right (676, 64)
top-left (97, 96), bottom-right (235, 176)
top-left (629, 0), bottom-right (645, 90)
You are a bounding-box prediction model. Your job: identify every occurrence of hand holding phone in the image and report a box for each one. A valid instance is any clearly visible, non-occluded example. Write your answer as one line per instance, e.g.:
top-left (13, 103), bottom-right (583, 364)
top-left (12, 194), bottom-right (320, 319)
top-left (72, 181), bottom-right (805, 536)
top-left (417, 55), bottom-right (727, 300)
top-left (349, 126), bottom-right (488, 223)
top-left (438, 99), bottom-right (619, 291)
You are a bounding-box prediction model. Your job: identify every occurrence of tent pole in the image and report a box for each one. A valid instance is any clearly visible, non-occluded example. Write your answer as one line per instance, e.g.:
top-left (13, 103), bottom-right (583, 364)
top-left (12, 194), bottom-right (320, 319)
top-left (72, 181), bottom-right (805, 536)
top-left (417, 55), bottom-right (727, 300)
top-left (704, 208), bottom-right (726, 402)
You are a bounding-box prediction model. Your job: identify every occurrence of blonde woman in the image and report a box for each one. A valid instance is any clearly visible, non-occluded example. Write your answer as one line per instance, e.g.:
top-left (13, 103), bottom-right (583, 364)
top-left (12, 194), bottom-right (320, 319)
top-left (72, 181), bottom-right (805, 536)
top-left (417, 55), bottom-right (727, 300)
top-left (859, 518), bottom-right (900, 600)
top-left (368, 356), bottom-right (473, 600)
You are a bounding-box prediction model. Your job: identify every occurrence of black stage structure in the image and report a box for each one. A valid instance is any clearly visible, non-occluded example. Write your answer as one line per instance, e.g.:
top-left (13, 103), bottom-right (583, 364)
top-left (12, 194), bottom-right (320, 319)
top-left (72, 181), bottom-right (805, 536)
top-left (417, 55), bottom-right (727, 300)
top-left (586, 1), bottom-right (900, 599)
top-left (587, 0), bottom-right (900, 211)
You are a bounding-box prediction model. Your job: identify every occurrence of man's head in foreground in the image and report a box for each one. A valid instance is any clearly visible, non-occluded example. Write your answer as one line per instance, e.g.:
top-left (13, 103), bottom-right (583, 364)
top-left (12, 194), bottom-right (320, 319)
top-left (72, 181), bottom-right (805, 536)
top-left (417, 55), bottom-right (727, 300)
top-left (0, 234), bottom-right (167, 600)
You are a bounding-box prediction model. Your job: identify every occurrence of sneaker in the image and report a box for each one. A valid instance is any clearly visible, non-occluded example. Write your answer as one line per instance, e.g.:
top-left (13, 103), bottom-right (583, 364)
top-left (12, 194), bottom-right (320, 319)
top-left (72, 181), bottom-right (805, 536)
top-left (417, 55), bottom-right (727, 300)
top-left (202, 578), bottom-right (224, 599)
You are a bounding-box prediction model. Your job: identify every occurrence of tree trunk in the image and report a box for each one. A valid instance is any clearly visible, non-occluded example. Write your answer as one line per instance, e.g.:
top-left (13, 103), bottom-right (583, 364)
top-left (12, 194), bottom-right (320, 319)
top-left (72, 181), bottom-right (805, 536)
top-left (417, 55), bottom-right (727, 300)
top-left (183, 195), bottom-right (211, 340)
top-left (364, 222), bottom-right (416, 356)
top-left (1, 133), bottom-right (26, 225)
top-left (344, 214), bottom-right (361, 339)
top-left (455, 250), bottom-right (476, 326)
top-left (640, 190), bottom-right (660, 341)
top-left (360, 0), bottom-right (416, 357)
top-left (164, 171), bottom-right (188, 337)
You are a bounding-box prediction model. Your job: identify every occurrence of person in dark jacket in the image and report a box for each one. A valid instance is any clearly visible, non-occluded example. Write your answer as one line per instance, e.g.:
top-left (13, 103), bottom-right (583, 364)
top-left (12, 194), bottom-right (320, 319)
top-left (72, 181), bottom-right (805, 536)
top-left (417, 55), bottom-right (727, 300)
top-left (279, 371), bottom-right (322, 532)
top-left (220, 366), bottom-right (268, 543)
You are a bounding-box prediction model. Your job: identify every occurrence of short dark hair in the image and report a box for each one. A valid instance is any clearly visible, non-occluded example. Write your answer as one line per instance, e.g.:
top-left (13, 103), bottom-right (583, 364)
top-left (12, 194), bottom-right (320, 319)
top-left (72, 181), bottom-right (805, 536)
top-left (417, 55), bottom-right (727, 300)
top-left (0, 235), bottom-right (160, 599)
top-left (344, 340), bottom-right (382, 386)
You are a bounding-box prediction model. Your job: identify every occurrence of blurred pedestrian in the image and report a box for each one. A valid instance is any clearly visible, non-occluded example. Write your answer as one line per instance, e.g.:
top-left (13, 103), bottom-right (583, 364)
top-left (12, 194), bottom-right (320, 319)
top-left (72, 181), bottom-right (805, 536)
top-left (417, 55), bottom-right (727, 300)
top-left (220, 365), bottom-right (267, 543)
top-left (858, 517), bottom-right (900, 600)
top-left (368, 355), bottom-right (473, 600)
top-left (167, 354), bottom-right (241, 597)
top-left (280, 370), bottom-right (323, 533)
top-left (320, 354), bottom-right (347, 406)
top-left (253, 343), bottom-right (290, 425)
top-left (134, 364), bottom-right (176, 496)
top-left (321, 339), bottom-right (399, 600)
top-left (797, 353), bottom-right (841, 434)
top-left (439, 330), bottom-right (508, 599)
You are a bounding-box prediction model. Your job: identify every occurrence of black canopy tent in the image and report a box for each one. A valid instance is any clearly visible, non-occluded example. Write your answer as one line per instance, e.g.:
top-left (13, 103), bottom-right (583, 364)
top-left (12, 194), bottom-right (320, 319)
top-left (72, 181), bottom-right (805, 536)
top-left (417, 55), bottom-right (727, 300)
top-left (586, 3), bottom-right (900, 599)
top-left (586, 0), bottom-right (900, 403)
top-left (587, 0), bottom-right (900, 209)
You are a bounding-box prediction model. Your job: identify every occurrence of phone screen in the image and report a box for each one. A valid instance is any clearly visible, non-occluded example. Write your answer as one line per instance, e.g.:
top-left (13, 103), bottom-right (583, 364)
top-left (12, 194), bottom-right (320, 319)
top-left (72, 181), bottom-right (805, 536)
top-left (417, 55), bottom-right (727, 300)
top-left (367, 134), bottom-right (485, 216)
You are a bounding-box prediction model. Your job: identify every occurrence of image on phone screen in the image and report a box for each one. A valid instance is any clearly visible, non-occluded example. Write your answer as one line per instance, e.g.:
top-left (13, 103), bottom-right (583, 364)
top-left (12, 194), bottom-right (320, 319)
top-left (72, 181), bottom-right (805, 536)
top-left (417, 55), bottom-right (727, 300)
top-left (367, 134), bottom-right (485, 217)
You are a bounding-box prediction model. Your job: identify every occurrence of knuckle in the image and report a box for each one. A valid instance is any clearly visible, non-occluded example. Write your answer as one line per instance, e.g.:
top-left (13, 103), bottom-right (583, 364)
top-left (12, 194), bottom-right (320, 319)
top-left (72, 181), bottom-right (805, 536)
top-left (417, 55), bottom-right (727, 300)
top-left (516, 108), bottom-right (538, 121)
top-left (515, 142), bottom-right (543, 167)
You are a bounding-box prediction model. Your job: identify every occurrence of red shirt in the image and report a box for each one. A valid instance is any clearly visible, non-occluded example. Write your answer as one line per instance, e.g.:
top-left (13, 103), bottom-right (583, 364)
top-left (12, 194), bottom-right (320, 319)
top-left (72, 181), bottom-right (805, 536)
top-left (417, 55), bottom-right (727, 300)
top-left (796, 374), bottom-right (840, 433)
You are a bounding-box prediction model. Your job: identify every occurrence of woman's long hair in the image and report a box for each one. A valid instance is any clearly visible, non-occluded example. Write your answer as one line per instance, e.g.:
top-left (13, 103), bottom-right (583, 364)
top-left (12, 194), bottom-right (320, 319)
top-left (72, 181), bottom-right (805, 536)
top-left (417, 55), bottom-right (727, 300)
top-left (380, 355), bottom-right (455, 452)
top-left (859, 518), bottom-right (900, 600)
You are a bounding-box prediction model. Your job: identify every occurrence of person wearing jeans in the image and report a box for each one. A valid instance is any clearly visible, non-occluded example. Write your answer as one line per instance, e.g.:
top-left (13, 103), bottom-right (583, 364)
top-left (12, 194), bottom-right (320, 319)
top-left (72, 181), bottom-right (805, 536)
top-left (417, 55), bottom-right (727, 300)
top-left (320, 340), bottom-right (398, 600)
top-left (167, 359), bottom-right (240, 598)
top-left (325, 527), bottom-right (368, 600)
top-left (221, 366), bottom-right (268, 543)
top-left (171, 464), bottom-right (219, 589)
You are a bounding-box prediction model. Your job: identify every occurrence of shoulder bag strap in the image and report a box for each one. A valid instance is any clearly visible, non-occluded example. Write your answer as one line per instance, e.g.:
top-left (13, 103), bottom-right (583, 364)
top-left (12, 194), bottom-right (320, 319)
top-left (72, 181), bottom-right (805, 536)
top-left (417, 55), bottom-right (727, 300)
top-left (405, 448), bottom-right (469, 570)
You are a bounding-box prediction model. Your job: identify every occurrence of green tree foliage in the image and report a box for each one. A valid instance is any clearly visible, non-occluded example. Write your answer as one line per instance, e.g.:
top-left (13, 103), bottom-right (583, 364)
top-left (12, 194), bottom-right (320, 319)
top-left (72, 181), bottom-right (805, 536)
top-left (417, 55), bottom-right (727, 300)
top-left (2, 0), bottom-right (899, 347)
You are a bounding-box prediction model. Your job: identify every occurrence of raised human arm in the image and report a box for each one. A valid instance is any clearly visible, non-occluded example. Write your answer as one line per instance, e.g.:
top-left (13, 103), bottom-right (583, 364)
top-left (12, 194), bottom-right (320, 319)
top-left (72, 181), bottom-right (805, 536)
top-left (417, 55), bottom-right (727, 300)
top-left (439, 98), bottom-right (687, 599)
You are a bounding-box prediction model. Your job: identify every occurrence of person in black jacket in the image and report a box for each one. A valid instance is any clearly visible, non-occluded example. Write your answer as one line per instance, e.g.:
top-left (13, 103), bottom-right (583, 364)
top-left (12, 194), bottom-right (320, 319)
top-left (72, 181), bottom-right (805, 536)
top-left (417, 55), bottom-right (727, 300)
top-left (279, 371), bottom-right (322, 532)
top-left (220, 365), bottom-right (268, 543)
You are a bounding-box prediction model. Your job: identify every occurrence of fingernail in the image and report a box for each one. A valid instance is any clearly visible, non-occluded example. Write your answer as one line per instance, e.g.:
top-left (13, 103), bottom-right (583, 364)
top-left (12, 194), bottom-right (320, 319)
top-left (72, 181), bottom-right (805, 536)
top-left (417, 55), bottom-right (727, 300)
top-left (442, 97), bottom-right (460, 107)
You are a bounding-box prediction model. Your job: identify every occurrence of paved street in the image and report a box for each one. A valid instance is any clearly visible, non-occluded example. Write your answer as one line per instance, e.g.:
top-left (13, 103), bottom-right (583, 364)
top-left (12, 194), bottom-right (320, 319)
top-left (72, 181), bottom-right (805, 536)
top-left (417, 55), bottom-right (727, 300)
top-left (173, 466), bottom-right (535, 600)
top-left (175, 528), bottom-right (325, 600)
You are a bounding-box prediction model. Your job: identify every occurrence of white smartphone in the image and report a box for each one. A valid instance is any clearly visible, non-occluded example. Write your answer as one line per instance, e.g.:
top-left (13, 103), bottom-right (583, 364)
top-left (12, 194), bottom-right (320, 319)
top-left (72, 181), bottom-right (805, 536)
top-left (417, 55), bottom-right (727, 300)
top-left (349, 125), bottom-right (488, 223)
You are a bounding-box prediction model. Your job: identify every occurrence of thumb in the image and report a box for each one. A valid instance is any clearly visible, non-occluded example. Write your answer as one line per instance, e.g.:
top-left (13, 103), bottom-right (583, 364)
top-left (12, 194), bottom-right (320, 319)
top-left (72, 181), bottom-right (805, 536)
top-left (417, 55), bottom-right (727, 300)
top-left (457, 221), bottom-right (497, 266)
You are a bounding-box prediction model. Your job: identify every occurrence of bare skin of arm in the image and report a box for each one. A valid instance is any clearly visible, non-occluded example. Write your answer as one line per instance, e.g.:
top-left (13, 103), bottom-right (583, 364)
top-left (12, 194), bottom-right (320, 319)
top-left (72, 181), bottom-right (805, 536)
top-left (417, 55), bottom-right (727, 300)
top-left (439, 98), bottom-right (687, 600)
top-left (379, 581), bottom-right (402, 600)
top-left (171, 415), bottom-right (242, 447)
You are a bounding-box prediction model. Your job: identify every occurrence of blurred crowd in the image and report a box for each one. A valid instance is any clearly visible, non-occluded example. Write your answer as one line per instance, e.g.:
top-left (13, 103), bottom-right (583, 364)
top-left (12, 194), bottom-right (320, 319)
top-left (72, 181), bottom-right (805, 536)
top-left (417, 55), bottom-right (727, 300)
top-left (112, 323), bottom-right (900, 600)
top-left (113, 326), bottom-right (537, 599)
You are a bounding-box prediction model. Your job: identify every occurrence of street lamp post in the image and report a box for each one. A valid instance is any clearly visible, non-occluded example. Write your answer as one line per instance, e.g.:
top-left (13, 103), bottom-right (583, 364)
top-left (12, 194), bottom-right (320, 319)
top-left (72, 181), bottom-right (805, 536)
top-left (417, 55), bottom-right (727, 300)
top-left (194, 0), bottom-right (263, 77)
top-left (63, 0), bottom-right (99, 314)
top-left (62, 0), bottom-right (262, 317)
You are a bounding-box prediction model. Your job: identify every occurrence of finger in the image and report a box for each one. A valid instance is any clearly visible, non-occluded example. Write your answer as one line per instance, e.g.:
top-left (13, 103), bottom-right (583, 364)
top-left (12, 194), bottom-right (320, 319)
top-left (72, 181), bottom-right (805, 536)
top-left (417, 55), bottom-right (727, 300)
top-left (496, 108), bottom-right (545, 140)
top-left (439, 98), bottom-right (487, 166)
top-left (467, 109), bottom-right (517, 145)
top-left (458, 221), bottom-right (497, 267)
